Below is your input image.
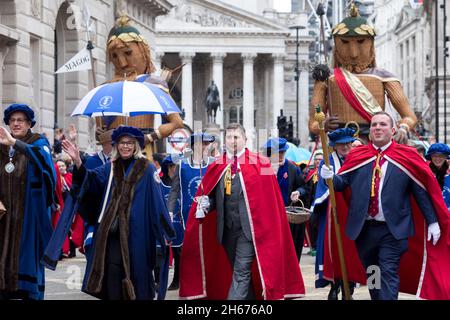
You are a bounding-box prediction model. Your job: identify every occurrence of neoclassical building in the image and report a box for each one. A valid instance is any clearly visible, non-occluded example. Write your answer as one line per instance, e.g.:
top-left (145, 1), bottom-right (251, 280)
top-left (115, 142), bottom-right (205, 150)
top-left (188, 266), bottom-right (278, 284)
top-left (155, 0), bottom-right (312, 149)
top-left (0, 0), bottom-right (312, 152)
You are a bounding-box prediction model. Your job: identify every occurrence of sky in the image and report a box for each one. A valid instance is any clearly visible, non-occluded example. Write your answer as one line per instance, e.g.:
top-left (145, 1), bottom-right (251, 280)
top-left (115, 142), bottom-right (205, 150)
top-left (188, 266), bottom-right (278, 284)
top-left (273, 0), bottom-right (291, 12)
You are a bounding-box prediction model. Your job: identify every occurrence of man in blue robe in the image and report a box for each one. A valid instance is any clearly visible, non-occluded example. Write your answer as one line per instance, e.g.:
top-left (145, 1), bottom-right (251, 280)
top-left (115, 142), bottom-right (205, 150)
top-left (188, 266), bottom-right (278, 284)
top-left (0, 104), bottom-right (55, 300)
top-left (262, 137), bottom-right (309, 261)
top-left (166, 132), bottom-right (215, 290)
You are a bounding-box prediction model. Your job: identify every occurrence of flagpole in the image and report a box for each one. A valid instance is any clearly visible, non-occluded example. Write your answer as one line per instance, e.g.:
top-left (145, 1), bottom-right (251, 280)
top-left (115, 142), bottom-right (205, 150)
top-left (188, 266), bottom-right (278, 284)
top-left (314, 105), bottom-right (351, 301)
top-left (87, 40), bottom-right (97, 88)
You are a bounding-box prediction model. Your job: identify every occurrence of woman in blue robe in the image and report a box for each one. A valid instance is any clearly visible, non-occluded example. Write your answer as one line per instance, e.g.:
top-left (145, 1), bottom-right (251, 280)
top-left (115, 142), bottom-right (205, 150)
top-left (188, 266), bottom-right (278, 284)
top-left (425, 143), bottom-right (450, 209)
top-left (62, 126), bottom-right (175, 300)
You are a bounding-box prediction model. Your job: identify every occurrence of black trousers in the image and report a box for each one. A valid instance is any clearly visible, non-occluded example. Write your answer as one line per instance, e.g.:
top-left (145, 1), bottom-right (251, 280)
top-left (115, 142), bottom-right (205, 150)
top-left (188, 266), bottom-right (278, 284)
top-left (289, 222), bottom-right (306, 262)
top-left (102, 231), bottom-right (125, 300)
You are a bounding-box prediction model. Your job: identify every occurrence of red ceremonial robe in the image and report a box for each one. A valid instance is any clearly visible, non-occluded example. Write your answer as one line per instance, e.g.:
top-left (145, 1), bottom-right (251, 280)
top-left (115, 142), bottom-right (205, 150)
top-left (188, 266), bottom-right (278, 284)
top-left (320, 155), bottom-right (366, 285)
top-left (337, 141), bottom-right (450, 299)
top-left (179, 149), bottom-right (305, 300)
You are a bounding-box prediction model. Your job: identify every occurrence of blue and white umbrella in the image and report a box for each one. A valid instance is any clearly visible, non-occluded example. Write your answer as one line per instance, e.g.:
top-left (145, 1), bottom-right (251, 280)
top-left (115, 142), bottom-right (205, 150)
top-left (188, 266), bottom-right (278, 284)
top-left (71, 80), bottom-right (181, 117)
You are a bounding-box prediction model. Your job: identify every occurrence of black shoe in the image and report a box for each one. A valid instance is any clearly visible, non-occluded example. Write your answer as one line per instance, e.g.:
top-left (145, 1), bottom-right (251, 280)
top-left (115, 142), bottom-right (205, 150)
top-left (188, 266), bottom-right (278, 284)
top-left (168, 281), bottom-right (179, 290)
top-left (327, 286), bottom-right (340, 300)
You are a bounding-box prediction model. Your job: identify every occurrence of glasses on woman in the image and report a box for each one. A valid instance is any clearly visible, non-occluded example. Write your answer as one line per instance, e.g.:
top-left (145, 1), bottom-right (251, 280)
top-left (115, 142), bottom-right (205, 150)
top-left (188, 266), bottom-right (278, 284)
top-left (118, 140), bottom-right (135, 147)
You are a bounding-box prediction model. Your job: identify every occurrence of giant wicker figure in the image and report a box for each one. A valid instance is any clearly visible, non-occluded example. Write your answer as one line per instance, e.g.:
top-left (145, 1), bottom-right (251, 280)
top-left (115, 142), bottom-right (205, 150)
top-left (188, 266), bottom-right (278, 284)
top-left (97, 16), bottom-right (183, 153)
top-left (309, 4), bottom-right (416, 143)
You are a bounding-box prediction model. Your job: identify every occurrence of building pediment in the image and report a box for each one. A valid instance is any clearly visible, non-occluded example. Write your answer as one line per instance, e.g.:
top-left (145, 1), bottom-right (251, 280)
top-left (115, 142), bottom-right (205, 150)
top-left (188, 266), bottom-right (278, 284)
top-left (156, 0), bottom-right (288, 34)
top-left (394, 4), bottom-right (422, 33)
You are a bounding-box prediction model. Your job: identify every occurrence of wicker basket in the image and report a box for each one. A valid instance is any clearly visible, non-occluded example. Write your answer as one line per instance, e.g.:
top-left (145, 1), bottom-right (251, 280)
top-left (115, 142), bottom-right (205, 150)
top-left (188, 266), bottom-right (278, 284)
top-left (286, 200), bottom-right (311, 224)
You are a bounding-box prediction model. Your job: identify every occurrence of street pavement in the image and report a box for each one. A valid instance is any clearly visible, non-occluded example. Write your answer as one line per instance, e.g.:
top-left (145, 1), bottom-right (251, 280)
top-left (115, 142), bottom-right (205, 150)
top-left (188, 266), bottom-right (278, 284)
top-left (44, 248), bottom-right (415, 300)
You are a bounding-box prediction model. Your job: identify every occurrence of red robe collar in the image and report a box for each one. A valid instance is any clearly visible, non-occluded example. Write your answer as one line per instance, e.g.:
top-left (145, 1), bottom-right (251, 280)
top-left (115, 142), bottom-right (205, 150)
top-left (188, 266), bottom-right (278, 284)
top-left (179, 149), bottom-right (305, 300)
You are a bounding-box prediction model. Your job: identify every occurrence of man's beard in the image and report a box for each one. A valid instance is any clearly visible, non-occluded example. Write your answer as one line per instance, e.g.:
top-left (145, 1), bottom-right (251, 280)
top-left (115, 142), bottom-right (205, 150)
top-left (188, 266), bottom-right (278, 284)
top-left (338, 60), bottom-right (373, 73)
top-left (333, 45), bottom-right (376, 74)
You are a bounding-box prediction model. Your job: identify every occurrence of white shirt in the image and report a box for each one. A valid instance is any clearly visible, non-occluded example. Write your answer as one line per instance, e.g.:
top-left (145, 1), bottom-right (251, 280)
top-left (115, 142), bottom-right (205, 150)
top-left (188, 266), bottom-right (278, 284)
top-left (225, 148), bottom-right (245, 161)
top-left (369, 141), bottom-right (392, 221)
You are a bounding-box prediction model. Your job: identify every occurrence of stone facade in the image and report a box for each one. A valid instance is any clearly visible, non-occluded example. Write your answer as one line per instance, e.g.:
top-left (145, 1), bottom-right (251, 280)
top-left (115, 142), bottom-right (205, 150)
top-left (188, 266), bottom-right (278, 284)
top-left (0, 0), bottom-right (171, 151)
top-left (0, 0), bottom-right (312, 152)
top-left (375, 0), bottom-right (450, 142)
top-left (155, 0), bottom-right (313, 150)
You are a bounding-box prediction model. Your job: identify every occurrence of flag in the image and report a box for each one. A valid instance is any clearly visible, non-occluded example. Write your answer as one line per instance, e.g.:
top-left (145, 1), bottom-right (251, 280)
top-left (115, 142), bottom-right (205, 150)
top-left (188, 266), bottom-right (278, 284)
top-left (55, 47), bottom-right (92, 74)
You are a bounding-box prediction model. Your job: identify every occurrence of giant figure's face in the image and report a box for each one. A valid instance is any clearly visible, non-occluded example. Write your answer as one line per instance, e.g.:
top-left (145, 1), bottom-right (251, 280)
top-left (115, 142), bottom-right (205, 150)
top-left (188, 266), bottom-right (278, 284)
top-left (334, 36), bottom-right (375, 73)
top-left (109, 41), bottom-right (148, 80)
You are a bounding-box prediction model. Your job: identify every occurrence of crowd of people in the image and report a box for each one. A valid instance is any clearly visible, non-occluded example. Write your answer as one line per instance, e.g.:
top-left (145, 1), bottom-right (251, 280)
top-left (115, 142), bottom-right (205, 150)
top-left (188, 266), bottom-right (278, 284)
top-left (1, 4), bottom-right (450, 302)
top-left (0, 102), bottom-right (450, 301)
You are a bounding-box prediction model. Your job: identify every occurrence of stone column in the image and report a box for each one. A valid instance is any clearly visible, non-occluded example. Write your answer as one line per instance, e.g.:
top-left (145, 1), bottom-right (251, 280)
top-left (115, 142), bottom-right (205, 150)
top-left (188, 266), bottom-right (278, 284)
top-left (298, 60), bottom-right (309, 146)
top-left (180, 52), bottom-right (195, 128)
top-left (272, 53), bottom-right (285, 130)
top-left (153, 51), bottom-right (164, 130)
top-left (211, 52), bottom-right (226, 129)
top-left (242, 53), bottom-right (257, 150)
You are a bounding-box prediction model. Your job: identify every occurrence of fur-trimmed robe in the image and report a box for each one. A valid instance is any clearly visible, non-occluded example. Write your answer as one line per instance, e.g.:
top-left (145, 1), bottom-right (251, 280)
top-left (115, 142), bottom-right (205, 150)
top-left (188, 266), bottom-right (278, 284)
top-left (75, 157), bottom-right (175, 300)
top-left (0, 131), bottom-right (55, 300)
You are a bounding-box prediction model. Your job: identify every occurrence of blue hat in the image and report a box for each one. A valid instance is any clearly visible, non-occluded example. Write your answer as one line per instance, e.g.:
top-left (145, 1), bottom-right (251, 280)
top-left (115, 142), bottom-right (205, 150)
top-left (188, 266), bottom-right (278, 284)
top-left (4, 103), bottom-right (36, 127)
top-left (425, 143), bottom-right (450, 160)
top-left (263, 137), bottom-right (289, 153)
top-left (112, 126), bottom-right (145, 148)
top-left (328, 128), bottom-right (356, 147)
top-left (162, 154), bottom-right (175, 166)
top-left (190, 132), bottom-right (215, 146)
top-left (161, 155), bottom-right (176, 177)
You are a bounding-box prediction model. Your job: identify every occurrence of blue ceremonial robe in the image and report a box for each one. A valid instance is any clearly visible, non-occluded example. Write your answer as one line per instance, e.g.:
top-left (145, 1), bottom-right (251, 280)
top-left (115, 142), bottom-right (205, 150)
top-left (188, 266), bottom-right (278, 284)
top-left (442, 175), bottom-right (450, 210)
top-left (160, 181), bottom-right (180, 247)
top-left (176, 158), bottom-right (213, 246)
top-left (14, 137), bottom-right (55, 299)
top-left (79, 160), bottom-right (174, 300)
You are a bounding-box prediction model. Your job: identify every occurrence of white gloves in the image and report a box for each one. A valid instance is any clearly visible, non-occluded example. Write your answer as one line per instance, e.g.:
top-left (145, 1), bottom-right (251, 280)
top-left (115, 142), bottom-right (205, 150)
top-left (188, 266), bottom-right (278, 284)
top-left (290, 191), bottom-right (300, 203)
top-left (427, 222), bottom-right (441, 246)
top-left (169, 212), bottom-right (174, 222)
top-left (195, 196), bottom-right (210, 218)
top-left (320, 165), bottom-right (334, 180)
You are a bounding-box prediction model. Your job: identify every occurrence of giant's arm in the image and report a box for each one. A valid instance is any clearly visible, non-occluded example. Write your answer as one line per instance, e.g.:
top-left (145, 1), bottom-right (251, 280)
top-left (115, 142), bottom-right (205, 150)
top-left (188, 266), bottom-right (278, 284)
top-left (145, 113), bottom-right (184, 144)
top-left (158, 113), bottom-right (184, 138)
top-left (384, 81), bottom-right (417, 130)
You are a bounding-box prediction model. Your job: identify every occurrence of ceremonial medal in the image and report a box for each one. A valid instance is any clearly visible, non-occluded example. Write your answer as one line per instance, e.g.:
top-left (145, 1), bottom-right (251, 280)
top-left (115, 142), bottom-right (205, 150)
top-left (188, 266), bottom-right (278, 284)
top-left (5, 161), bottom-right (14, 173)
top-left (5, 146), bottom-right (15, 173)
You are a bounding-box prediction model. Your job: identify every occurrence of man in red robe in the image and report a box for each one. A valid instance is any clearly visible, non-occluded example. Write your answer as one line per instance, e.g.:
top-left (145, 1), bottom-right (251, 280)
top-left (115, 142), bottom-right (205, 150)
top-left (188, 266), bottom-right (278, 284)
top-left (320, 111), bottom-right (450, 300)
top-left (179, 123), bottom-right (305, 300)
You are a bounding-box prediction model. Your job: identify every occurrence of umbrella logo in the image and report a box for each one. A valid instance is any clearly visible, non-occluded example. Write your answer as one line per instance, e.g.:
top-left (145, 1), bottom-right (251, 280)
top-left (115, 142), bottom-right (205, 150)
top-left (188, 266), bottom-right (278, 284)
top-left (98, 96), bottom-right (113, 110)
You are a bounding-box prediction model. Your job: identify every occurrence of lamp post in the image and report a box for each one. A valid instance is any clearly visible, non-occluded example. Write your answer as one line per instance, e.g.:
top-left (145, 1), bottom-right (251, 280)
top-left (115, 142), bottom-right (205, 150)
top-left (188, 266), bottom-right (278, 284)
top-left (289, 17), bottom-right (306, 139)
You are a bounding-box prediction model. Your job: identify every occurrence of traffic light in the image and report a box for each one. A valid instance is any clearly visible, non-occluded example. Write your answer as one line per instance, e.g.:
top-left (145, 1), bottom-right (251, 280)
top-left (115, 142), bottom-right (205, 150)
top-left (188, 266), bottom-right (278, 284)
top-left (287, 116), bottom-right (294, 142)
top-left (277, 109), bottom-right (287, 137)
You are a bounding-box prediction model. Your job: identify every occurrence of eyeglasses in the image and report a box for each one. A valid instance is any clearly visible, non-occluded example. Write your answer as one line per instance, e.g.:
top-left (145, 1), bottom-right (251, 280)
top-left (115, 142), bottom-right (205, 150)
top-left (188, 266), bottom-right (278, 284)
top-left (9, 118), bottom-right (27, 124)
top-left (118, 140), bottom-right (135, 147)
